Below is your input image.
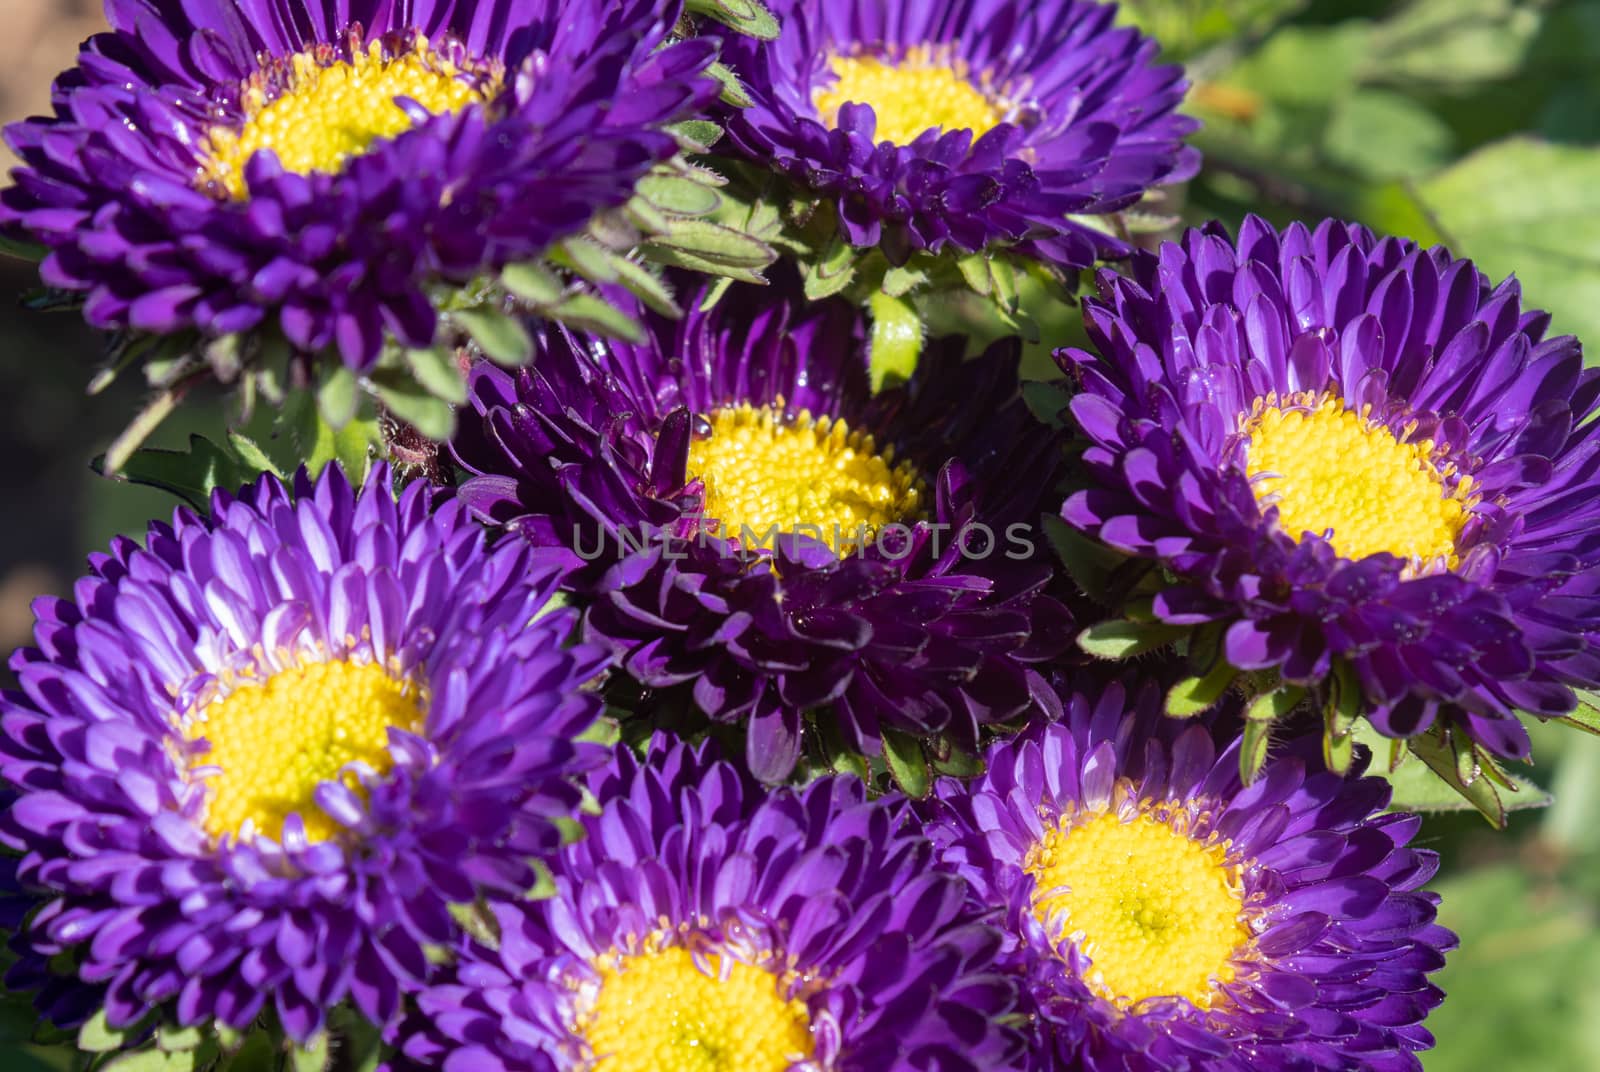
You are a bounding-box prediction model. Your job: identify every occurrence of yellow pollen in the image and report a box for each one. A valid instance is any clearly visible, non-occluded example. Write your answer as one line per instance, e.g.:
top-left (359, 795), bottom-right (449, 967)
top-left (202, 39), bottom-right (485, 198)
top-left (1027, 810), bottom-right (1250, 1008)
top-left (686, 403), bottom-right (925, 554)
top-left (184, 658), bottom-right (425, 843)
top-left (813, 48), bottom-right (1005, 145)
top-left (580, 947), bottom-right (814, 1072)
top-left (1244, 394), bottom-right (1475, 567)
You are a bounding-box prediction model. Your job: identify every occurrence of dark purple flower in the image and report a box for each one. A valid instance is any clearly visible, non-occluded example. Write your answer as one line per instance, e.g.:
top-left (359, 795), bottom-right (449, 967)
top-left (452, 279), bottom-right (1074, 782)
top-left (1059, 216), bottom-right (1600, 761)
top-left (715, 0), bottom-right (1198, 268)
top-left (395, 735), bottom-right (1024, 1072)
top-left (0, 465), bottom-right (610, 1041)
top-left (925, 677), bottom-right (1455, 1071)
top-left (0, 0), bottom-right (716, 369)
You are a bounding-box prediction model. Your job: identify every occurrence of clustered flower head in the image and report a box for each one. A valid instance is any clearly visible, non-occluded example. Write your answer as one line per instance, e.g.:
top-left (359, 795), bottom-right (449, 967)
top-left (0, 0), bottom-right (1593, 1070)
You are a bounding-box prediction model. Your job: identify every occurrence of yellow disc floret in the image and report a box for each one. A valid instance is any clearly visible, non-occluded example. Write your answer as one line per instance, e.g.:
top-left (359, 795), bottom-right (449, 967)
top-left (184, 658), bottom-right (425, 843)
top-left (580, 947), bottom-right (814, 1072)
top-left (814, 47), bottom-right (1006, 145)
top-left (202, 38), bottom-right (486, 198)
top-left (1243, 393), bottom-right (1475, 568)
top-left (686, 402), bottom-right (925, 554)
top-left (1027, 809), bottom-right (1250, 1008)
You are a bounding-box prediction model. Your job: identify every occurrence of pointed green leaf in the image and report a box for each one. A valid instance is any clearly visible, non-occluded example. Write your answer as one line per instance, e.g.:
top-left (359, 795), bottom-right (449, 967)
top-left (157, 1024), bottom-right (205, 1052)
top-left (803, 237), bottom-right (858, 300)
top-left (370, 369), bottom-right (456, 441)
top-left (637, 174), bottom-right (722, 218)
top-left (1559, 692), bottom-right (1600, 736)
top-left (289, 1033), bottom-right (331, 1072)
top-left (707, 61), bottom-right (754, 108)
top-left (404, 345), bottom-right (468, 403)
top-left (652, 219), bottom-right (774, 268)
top-left (448, 900), bottom-right (502, 951)
top-left (554, 238), bottom-right (620, 284)
top-left (1240, 717), bottom-right (1273, 784)
top-left (1406, 729), bottom-right (1507, 827)
top-left (455, 306), bottom-right (533, 367)
top-left (1166, 660), bottom-right (1238, 718)
top-left (867, 291), bottom-right (921, 393)
top-left (501, 261), bottom-right (565, 306)
top-left (225, 432), bottom-right (286, 479)
top-left (80, 1009), bottom-right (145, 1053)
top-left (644, 245), bottom-right (769, 284)
top-left (548, 293), bottom-right (648, 344)
top-left (94, 434), bottom-right (251, 510)
top-left (317, 363), bottom-right (360, 428)
top-left (882, 729), bottom-right (931, 798)
top-left (667, 120), bottom-right (724, 153)
top-left (1044, 516), bottom-right (1129, 607)
top-left (1247, 684), bottom-right (1306, 723)
top-left (686, 0), bottom-right (781, 38)
top-left (1077, 619), bottom-right (1187, 660)
top-left (881, 262), bottom-right (930, 297)
top-left (955, 253), bottom-right (993, 297)
top-left (611, 256), bottom-right (683, 318)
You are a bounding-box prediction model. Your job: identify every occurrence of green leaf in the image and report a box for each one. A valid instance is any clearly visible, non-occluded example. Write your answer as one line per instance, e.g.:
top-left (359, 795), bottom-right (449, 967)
top-left (370, 369), bottom-right (456, 441)
top-left (157, 1024), bottom-right (204, 1053)
top-left (1077, 619), bottom-right (1187, 660)
top-left (866, 291), bottom-right (921, 393)
top-left (317, 364), bottom-right (359, 428)
top-left (216, 1029), bottom-right (276, 1072)
top-left (1247, 684), bottom-right (1306, 724)
top-left (882, 729), bottom-right (931, 799)
top-left (1240, 717), bottom-right (1273, 785)
top-left (448, 900), bottom-right (501, 951)
top-left (610, 257), bottom-right (682, 318)
top-left (650, 219), bottom-right (774, 269)
top-left (667, 120), bottom-right (724, 153)
top-left (224, 432), bottom-right (286, 480)
top-left (553, 238), bottom-right (620, 284)
top-left (1385, 726), bottom-right (1550, 826)
top-left (1165, 660), bottom-right (1238, 718)
top-left (94, 434), bottom-right (251, 510)
top-left (454, 306), bottom-right (533, 367)
top-left (1323, 89), bottom-right (1455, 181)
top-left (500, 261), bottom-right (565, 306)
top-left (80, 1010), bottom-right (145, 1053)
top-left (802, 237), bottom-right (858, 300)
top-left (706, 61), bottom-right (754, 108)
top-left (547, 293), bottom-right (648, 344)
top-left (1043, 516), bottom-right (1128, 607)
top-left (636, 174), bottom-right (722, 218)
top-left (289, 1034), bottom-right (331, 1072)
top-left (880, 262), bottom-right (930, 298)
top-left (403, 345), bottom-right (468, 404)
top-left (1414, 138), bottom-right (1600, 349)
top-left (1559, 692), bottom-right (1600, 736)
top-left (686, 0), bottom-right (781, 39)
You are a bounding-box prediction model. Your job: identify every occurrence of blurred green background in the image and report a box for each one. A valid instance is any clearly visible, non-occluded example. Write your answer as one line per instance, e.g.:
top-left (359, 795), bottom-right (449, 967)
top-left (1, 0), bottom-right (1599, 1067)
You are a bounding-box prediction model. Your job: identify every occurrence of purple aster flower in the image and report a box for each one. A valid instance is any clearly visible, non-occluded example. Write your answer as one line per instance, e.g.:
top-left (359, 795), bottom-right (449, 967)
top-left (715, 0), bottom-right (1198, 268)
top-left (395, 735), bottom-right (1024, 1071)
top-left (1059, 216), bottom-right (1600, 762)
top-left (0, 464), bottom-right (611, 1042)
top-left (0, 0), bottom-right (716, 370)
top-left (451, 278), bottom-right (1074, 783)
top-left (924, 677), bottom-right (1455, 1072)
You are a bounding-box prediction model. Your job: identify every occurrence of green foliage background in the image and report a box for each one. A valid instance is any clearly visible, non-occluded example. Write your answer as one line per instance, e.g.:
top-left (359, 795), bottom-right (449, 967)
top-left (0, 0), bottom-right (1597, 1067)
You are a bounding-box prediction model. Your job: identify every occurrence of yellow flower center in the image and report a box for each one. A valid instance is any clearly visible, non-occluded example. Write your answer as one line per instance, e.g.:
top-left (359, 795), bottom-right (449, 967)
top-left (580, 947), bottom-right (814, 1072)
top-left (184, 658), bottom-right (425, 843)
top-left (1027, 809), bottom-right (1250, 1008)
top-left (813, 47), bottom-right (1005, 145)
top-left (201, 37), bottom-right (488, 199)
top-left (1243, 394), bottom-right (1475, 568)
top-left (685, 403), bottom-right (925, 554)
